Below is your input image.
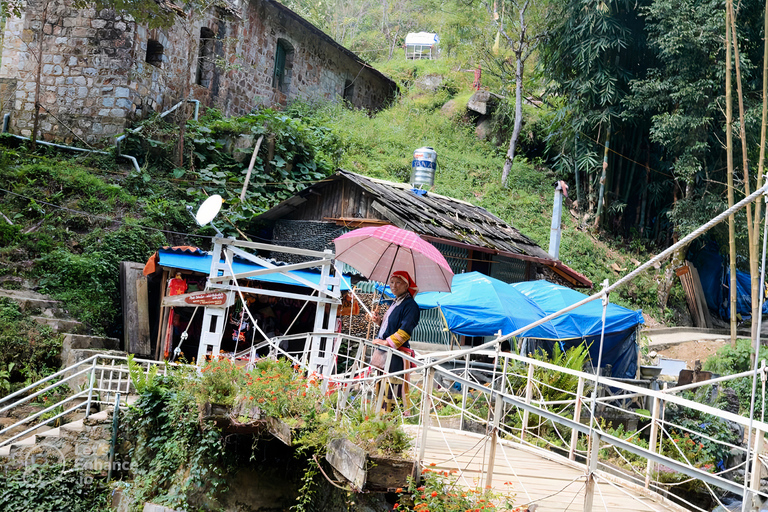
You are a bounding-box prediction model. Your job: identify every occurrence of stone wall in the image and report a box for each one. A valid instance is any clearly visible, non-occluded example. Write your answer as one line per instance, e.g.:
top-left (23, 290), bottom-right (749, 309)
top-left (0, 0), bottom-right (396, 144)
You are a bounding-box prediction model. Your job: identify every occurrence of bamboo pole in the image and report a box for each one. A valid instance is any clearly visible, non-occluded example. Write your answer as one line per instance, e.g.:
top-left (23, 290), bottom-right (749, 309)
top-left (726, 0), bottom-right (738, 346)
top-left (754, 0), bottom-right (768, 345)
top-left (728, 3), bottom-right (758, 341)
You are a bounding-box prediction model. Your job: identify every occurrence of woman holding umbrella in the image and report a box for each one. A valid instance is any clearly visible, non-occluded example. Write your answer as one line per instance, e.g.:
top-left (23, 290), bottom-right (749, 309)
top-left (370, 270), bottom-right (419, 410)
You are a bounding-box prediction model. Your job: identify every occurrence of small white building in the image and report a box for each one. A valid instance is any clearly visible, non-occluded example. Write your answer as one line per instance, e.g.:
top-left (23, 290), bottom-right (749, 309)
top-left (405, 32), bottom-right (439, 60)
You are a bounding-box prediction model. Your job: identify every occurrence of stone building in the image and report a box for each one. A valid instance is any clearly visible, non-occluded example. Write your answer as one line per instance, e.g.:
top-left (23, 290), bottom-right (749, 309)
top-left (0, 0), bottom-right (397, 143)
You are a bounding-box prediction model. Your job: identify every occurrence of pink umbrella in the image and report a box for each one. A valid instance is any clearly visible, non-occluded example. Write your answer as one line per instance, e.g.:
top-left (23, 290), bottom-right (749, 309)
top-left (333, 225), bottom-right (453, 292)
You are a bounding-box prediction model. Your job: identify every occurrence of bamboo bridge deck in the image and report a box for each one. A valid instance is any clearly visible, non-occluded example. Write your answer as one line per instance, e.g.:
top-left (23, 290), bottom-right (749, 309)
top-left (407, 426), bottom-right (690, 512)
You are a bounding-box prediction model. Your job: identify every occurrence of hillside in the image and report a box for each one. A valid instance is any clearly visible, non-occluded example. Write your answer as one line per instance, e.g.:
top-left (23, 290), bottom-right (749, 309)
top-left (0, 61), bottom-right (687, 346)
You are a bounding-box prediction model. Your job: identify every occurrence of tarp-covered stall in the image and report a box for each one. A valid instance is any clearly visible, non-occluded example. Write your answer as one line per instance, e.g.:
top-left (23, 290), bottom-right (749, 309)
top-left (141, 246), bottom-right (351, 362)
top-left (415, 273), bottom-right (644, 379)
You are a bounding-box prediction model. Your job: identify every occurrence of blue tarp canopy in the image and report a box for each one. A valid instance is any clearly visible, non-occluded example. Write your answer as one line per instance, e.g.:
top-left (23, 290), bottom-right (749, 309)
top-left (154, 247), bottom-right (351, 290)
top-left (690, 241), bottom-right (768, 320)
top-left (415, 273), bottom-right (563, 339)
top-left (511, 280), bottom-right (644, 339)
top-left (416, 273), bottom-right (643, 378)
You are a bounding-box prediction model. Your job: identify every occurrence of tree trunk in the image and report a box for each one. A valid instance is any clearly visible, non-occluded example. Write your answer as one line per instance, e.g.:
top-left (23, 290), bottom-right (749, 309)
top-left (31, 1), bottom-right (49, 150)
top-left (728, 3), bottom-right (758, 339)
top-left (594, 125), bottom-right (611, 227)
top-left (726, 0), bottom-right (738, 346)
top-left (501, 50), bottom-right (525, 187)
top-left (658, 246), bottom-right (688, 309)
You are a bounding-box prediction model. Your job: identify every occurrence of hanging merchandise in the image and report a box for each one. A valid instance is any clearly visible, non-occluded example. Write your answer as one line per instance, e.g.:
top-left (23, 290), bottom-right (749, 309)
top-left (164, 272), bottom-right (188, 359)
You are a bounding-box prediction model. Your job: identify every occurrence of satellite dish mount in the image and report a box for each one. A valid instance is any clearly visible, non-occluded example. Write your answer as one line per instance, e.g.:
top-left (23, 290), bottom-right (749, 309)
top-left (189, 194), bottom-right (224, 237)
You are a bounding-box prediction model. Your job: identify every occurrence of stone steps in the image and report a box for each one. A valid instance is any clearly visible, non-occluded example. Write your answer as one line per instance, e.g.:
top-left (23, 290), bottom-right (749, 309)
top-left (0, 409), bottom-right (114, 465)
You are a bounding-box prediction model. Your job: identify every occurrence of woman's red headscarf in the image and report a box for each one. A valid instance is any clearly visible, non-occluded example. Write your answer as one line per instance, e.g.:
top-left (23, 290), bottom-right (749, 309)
top-left (391, 270), bottom-right (419, 297)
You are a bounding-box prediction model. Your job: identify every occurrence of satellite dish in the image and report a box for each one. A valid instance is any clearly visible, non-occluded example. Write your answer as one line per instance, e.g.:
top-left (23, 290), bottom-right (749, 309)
top-left (195, 195), bottom-right (223, 226)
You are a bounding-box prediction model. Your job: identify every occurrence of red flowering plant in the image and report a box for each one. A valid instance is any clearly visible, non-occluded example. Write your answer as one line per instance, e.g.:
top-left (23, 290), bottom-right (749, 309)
top-left (393, 464), bottom-right (519, 512)
top-left (193, 356), bottom-right (246, 407)
top-left (237, 358), bottom-right (323, 420)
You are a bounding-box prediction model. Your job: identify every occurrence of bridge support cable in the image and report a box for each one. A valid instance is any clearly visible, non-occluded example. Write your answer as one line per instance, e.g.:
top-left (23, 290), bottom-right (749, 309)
top-left (743, 192), bottom-right (768, 512)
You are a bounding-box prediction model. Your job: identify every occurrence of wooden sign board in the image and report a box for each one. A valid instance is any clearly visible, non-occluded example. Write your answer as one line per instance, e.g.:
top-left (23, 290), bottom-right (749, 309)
top-left (185, 292), bottom-right (229, 306)
top-left (162, 291), bottom-right (231, 308)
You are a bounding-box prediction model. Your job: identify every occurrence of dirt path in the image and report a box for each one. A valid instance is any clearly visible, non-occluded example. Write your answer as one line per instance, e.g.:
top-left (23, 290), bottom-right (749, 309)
top-left (644, 328), bottom-right (736, 368)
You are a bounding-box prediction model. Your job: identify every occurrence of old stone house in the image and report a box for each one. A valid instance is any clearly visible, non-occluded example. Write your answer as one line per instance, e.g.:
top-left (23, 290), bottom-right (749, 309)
top-left (0, 0), bottom-right (397, 143)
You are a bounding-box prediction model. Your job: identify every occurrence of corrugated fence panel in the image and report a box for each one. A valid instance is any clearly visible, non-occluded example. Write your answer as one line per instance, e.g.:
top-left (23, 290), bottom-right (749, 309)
top-left (432, 242), bottom-right (468, 275)
top-left (412, 307), bottom-right (450, 346)
top-left (490, 254), bottom-right (527, 283)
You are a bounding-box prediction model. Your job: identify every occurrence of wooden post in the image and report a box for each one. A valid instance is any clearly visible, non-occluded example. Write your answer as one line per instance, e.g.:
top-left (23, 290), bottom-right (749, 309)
top-left (645, 395), bottom-right (661, 488)
top-left (749, 429), bottom-right (764, 512)
top-left (583, 431), bottom-right (601, 512)
top-left (240, 135), bottom-right (265, 202)
top-left (520, 363), bottom-right (535, 442)
top-left (417, 366), bottom-right (435, 478)
top-left (570, 376), bottom-right (585, 461)
top-left (484, 356), bottom-right (508, 489)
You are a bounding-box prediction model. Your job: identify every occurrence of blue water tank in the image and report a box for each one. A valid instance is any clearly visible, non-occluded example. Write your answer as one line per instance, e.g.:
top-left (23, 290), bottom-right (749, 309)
top-left (411, 146), bottom-right (437, 188)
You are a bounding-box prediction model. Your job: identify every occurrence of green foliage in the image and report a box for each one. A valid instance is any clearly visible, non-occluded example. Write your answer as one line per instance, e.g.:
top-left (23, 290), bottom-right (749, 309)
top-left (239, 357), bottom-right (321, 417)
top-left (122, 370), bottom-right (229, 510)
top-left (0, 298), bottom-right (62, 388)
top-left (127, 354), bottom-right (160, 395)
top-left (395, 468), bottom-right (514, 512)
top-left (195, 357), bottom-right (246, 407)
top-left (35, 225), bottom-right (166, 335)
top-left (0, 222), bottom-right (21, 246)
top-left (0, 464), bottom-right (111, 511)
top-left (663, 386), bottom-right (740, 467)
top-left (703, 338), bottom-right (768, 416)
top-left (121, 106), bottom-right (338, 236)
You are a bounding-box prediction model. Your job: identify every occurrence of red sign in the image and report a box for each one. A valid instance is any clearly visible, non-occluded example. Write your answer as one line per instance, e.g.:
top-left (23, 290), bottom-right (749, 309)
top-left (185, 292), bottom-right (228, 306)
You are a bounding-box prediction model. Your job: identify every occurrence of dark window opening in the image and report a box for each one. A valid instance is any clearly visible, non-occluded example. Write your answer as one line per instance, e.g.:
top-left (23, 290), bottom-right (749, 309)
top-left (272, 38), bottom-right (295, 94)
top-left (196, 27), bottom-right (216, 87)
top-left (146, 39), bottom-right (164, 67)
top-left (343, 79), bottom-right (354, 103)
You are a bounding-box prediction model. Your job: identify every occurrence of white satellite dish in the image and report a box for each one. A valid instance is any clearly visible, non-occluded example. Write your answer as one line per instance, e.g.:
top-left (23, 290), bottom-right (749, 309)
top-left (195, 195), bottom-right (223, 226)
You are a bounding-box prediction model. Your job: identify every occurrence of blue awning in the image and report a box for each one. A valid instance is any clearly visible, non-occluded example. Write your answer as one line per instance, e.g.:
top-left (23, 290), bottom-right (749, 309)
top-left (155, 248), bottom-right (350, 290)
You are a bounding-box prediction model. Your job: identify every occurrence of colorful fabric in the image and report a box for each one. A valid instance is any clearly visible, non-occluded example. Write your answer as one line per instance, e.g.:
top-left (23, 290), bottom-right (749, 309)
top-left (391, 270), bottom-right (419, 297)
top-left (378, 293), bottom-right (420, 373)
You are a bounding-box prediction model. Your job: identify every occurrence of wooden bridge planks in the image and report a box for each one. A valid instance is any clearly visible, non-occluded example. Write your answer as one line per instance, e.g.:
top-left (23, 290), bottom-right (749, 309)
top-left (407, 427), bottom-right (688, 512)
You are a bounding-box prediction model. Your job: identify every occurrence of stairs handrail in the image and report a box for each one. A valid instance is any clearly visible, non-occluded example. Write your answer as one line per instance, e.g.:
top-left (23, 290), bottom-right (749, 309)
top-left (0, 353), bottom-right (101, 407)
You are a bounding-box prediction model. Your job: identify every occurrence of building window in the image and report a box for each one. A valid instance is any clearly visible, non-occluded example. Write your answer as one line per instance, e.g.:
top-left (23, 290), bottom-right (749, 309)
top-left (146, 39), bottom-right (164, 67)
top-left (273, 38), bottom-right (295, 94)
top-left (196, 27), bottom-right (216, 87)
top-left (343, 79), bottom-right (354, 103)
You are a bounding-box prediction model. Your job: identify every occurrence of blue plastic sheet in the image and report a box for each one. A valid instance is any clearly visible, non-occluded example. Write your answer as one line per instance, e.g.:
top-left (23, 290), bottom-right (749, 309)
top-left (689, 241), bottom-right (768, 320)
top-left (156, 248), bottom-right (351, 290)
top-left (415, 273), bottom-right (643, 378)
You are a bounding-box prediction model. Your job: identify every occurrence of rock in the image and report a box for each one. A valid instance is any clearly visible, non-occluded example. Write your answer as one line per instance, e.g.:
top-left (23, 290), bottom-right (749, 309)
top-left (414, 74), bottom-right (443, 92)
top-left (467, 90), bottom-right (503, 115)
top-left (475, 117), bottom-right (493, 141)
top-left (229, 133), bottom-right (255, 163)
top-left (440, 99), bottom-right (459, 118)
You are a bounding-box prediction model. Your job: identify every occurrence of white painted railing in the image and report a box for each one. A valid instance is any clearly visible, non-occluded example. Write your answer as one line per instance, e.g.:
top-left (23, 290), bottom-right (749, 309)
top-left (292, 332), bottom-right (768, 512)
top-left (0, 355), bottom-right (171, 449)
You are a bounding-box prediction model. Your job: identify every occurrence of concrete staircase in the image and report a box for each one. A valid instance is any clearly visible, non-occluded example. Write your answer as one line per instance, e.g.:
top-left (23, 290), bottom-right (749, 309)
top-left (0, 287), bottom-right (85, 333)
top-left (0, 408), bottom-right (115, 472)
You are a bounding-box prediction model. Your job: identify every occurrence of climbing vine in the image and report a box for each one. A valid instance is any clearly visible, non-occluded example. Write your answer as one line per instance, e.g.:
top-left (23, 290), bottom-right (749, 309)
top-left (121, 367), bottom-right (230, 510)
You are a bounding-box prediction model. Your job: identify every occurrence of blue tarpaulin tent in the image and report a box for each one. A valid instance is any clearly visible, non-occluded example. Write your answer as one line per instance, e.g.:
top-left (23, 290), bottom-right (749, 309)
top-left (415, 273), bottom-right (563, 339)
top-left (512, 280), bottom-right (643, 379)
top-left (151, 247), bottom-right (351, 290)
top-left (690, 241), bottom-right (768, 320)
top-left (416, 273), bottom-right (643, 378)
